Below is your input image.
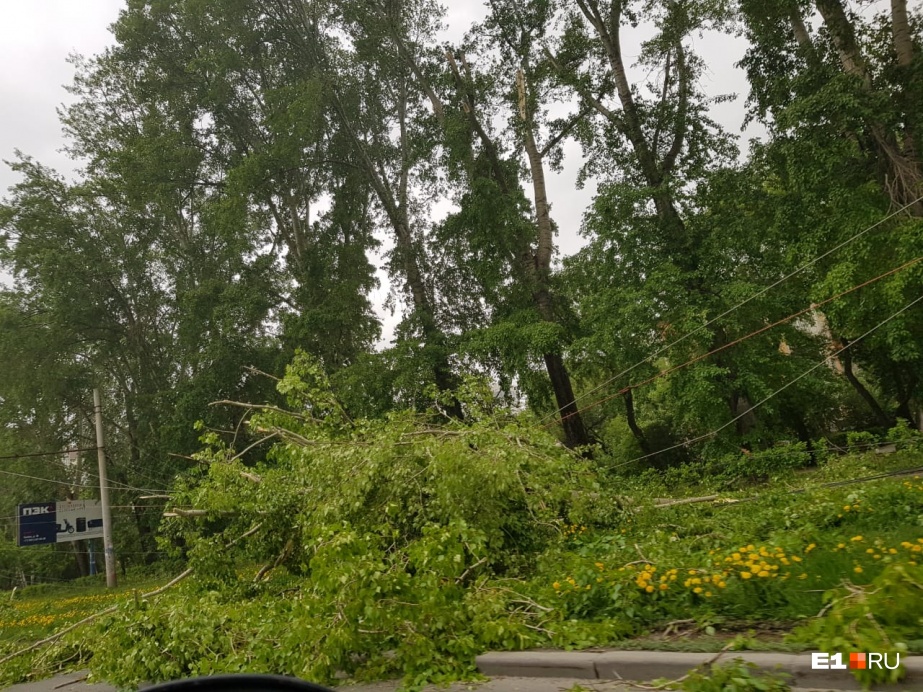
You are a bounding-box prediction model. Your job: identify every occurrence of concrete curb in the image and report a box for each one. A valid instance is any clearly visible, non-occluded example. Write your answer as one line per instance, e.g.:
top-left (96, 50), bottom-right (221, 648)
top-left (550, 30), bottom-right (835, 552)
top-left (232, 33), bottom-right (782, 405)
top-left (476, 651), bottom-right (923, 690)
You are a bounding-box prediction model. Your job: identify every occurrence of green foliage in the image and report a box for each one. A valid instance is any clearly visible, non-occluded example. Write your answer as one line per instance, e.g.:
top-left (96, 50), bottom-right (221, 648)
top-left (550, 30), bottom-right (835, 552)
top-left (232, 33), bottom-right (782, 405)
top-left (790, 562), bottom-right (923, 687)
top-left (712, 444), bottom-right (813, 485)
top-left (61, 359), bottom-right (621, 686)
top-left (847, 431), bottom-right (879, 454)
top-left (4, 0), bottom-right (923, 686)
top-left (665, 659), bottom-right (791, 692)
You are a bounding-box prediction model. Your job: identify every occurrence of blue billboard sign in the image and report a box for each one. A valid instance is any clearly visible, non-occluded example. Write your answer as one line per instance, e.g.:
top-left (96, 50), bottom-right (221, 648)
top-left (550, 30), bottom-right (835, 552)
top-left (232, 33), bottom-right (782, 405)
top-left (17, 503), bottom-right (58, 546)
top-left (17, 500), bottom-right (104, 546)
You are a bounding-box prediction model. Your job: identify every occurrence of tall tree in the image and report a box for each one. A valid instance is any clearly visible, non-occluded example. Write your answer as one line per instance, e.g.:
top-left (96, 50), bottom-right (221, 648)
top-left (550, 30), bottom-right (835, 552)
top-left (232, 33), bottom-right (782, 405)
top-left (738, 0), bottom-right (923, 426)
top-left (425, 0), bottom-right (594, 446)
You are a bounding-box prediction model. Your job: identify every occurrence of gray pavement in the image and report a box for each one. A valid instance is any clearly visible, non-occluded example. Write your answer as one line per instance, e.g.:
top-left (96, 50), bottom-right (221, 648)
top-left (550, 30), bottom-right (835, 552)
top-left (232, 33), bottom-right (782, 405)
top-left (5, 650), bottom-right (923, 692)
top-left (3, 673), bottom-right (635, 692)
top-left (475, 651), bottom-right (923, 691)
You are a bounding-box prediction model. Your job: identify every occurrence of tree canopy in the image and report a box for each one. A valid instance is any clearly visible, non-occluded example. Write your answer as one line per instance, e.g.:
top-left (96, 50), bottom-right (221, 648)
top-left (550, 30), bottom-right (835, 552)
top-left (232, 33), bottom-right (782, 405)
top-left (2, 0), bottom-right (923, 580)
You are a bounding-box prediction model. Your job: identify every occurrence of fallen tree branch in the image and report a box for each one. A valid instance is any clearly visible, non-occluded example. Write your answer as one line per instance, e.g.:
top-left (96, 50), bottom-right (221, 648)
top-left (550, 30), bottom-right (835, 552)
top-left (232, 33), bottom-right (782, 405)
top-left (623, 642), bottom-right (735, 690)
top-left (209, 399), bottom-right (311, 421)
top-left (455, 556), bottom-right (488, 585)
top-left (254, 538), bottom-right (295, 583)
top-left (0, 523), bottom-right (263, 668)
top-left (162, 508), bottom-right (240, 518)
top-left (653, 494), bottom-right (719, 508)
top-left (53, 674), bottom-right (89, 689)
top-left (229, 432), bottom-right (279, 463)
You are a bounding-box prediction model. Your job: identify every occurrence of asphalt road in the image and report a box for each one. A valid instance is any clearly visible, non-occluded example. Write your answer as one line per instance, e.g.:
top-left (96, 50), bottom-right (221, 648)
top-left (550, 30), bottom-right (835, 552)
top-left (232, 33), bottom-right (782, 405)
top-left (0, 670), bottom-right (870, 692)
top-left (2, 672), bottom-right (633, 692)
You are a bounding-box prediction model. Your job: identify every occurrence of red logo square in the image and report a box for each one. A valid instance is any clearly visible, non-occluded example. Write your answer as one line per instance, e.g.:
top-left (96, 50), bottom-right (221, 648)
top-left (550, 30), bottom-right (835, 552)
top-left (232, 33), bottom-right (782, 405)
top-left (850, 652), bottom-right (866, 669)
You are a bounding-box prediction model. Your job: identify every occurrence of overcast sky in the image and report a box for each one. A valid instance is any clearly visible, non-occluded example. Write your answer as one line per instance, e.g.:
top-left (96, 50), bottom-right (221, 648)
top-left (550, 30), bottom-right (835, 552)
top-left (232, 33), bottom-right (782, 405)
top-left (0, 1), bottom-right (763, 344)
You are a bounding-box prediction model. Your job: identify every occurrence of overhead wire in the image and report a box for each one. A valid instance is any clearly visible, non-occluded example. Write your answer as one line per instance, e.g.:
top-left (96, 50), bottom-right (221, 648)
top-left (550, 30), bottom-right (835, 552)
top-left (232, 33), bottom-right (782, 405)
top-left (608, 290), bottom-right (923, 470)
top-left (0, 447), bottom-right (173, 495)
top-left (540, 193), bottom-right (923, 424)
top-left (0, 447), bottom-right (98, 462)
top-left (0, 467), bottom-right (166, 494)
top-left (545, 255), bottom-right (923, 428)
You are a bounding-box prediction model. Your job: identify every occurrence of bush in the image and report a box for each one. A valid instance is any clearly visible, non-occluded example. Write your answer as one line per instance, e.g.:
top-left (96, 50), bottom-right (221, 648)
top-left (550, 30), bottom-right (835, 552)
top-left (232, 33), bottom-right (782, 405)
top-left (715, 443), bottom-right (813, 484)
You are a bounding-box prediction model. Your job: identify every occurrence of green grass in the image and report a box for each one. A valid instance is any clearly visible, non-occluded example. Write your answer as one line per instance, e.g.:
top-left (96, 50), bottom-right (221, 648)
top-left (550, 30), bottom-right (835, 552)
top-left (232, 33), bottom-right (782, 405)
top-left (0, 573), bottom-right (166, 655)
top-left (533, 447), bottom-right (923, 643)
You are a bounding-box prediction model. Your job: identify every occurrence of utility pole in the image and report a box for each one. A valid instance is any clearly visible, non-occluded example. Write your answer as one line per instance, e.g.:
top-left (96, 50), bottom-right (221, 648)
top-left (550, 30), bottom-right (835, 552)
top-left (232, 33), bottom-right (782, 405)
top-left (93, 389), bottom-right (117, 588)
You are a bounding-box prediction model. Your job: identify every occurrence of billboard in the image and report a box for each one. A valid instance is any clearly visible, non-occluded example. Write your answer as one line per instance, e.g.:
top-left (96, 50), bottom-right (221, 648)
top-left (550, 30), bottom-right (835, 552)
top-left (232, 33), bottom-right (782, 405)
top-left (17, 500), bottom-right (104, 546)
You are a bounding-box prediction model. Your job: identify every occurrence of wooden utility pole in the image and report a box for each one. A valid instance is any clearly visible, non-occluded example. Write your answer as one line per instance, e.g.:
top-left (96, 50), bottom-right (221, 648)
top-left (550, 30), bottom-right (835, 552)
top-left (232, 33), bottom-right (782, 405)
top-left (93, 389), bottom-right (117, 588)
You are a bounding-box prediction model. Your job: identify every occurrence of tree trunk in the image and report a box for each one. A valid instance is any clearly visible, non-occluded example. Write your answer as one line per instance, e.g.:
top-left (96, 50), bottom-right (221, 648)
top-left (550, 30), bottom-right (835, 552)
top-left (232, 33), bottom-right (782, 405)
top-left (815, 0), bottom-right (872, 85)
top-left (124, 403), bottom-right (160, 563)
top-left (893, 366), bottom-right (917, 423)
top-left (329, 82), bottom-right (462, 416)
top-left (837, 337), bottom-right (893, 427)
top-left (624, 388), bottom-right (651, 454)
top-left (132, 503), bottom-right (158, 565)
top-left (815, 0), bottom-right (923, 213)
top-left (789, 5), bottom-right (819, 66)
top-left (543, 351), bottom-right (591, 448)
top-left (573, 0), bottom-right (695, 265)
top-left (892, 0), bottom-right (913, 67)
top-left (72, 540), bottom-right (90, 577)
top-left (520, 72), bottom-right (591, 448)
top-left (731, 392), bottom-right (758, 436)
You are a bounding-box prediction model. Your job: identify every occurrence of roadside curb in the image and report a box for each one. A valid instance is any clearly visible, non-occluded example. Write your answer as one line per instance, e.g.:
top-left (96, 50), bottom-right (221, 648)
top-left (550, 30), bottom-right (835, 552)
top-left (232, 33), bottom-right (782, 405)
top-left (475, 650), bottom-right (923, 690)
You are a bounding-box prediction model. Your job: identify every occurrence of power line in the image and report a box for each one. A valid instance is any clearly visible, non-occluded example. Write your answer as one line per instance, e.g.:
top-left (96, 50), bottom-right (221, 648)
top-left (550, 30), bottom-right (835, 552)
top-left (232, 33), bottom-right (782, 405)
top-left (547, 255), bottom-right (923, 428)
top-left (0, 447), bottom-right (98, 462)
top-left (106, 457), bottom-right (179, 491)
top-left (609, 290), bottom-right (923, 470)
top-left (0, 447), bottom-right (173, 495)
top-left (541, 193), bottom-right (923, 424)
top-left (0, 467), bottom-right (166, 494)
top-left (0, 505), bottom-right (167, 522)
